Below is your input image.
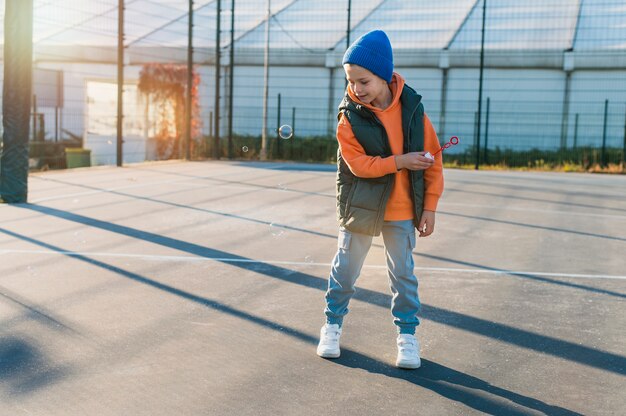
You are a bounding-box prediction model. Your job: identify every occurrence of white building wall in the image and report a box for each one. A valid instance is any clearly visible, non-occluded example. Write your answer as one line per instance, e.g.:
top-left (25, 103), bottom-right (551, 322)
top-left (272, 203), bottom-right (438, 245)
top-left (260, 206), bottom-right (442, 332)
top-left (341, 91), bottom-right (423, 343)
top-left (230, 65), bottom-right (331, 137)
top-left (444, 68), bottom-right (566, 153)
top-left (567, 71), bottom-right (626, 149)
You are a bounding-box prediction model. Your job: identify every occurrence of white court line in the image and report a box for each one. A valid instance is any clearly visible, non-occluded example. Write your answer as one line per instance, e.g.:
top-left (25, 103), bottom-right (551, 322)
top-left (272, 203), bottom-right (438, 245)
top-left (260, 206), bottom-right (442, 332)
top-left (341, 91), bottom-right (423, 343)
top-left (2, 248), bottom-right (626, 281)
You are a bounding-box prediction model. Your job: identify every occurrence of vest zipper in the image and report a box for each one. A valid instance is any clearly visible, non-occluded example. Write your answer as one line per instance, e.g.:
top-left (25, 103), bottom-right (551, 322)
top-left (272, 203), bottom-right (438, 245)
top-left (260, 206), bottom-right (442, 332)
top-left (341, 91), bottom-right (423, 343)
top-left (406, 103), bottom-right (420, 226)
top-left (360, 106), bottom-right (392, 155)
top-left (406, 103), bottom-right (419, 152)
top-left (365, 107), bottom-right (393, 234)
top-left (374, 175), bottom-right (394, 234)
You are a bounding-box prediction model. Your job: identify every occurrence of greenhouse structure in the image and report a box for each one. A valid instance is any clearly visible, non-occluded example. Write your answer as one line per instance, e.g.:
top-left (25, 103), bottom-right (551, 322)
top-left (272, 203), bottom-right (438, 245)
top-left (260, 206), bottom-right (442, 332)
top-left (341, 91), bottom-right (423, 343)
top-left (1, 0), bottom-right (625, 166)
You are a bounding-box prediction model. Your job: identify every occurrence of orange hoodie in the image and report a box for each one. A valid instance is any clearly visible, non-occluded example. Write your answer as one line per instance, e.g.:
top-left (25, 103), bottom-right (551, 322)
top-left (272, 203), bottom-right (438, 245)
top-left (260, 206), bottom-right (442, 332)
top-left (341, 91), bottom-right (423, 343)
top-left (337, 73), bottom-right (444, 221)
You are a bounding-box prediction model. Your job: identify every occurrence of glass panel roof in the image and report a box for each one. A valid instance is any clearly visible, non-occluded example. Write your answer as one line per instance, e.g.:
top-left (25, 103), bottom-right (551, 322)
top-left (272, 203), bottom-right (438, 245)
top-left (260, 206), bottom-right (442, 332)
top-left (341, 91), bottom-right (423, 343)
top-left (449, 0), bottom-right (580, 50)
top-left (340, 0), bottom-right (476, 51)
top-left (236, 0), bottom-right (381, 51)
top-left (0, 0), bottom-right (624, 52)
top-left (575, 0), bottom-right (626, 50)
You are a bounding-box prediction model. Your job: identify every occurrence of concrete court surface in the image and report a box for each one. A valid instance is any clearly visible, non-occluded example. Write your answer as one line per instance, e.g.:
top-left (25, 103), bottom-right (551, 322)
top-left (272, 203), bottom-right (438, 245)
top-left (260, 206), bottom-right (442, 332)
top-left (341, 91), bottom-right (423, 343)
top-left (0, 160), bottom-right (624, 416)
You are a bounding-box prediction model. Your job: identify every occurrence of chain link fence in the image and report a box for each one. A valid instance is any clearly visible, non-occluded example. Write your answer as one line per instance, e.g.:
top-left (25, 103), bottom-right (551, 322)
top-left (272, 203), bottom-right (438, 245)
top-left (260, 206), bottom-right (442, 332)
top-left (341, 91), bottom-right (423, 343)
top-left (1, 0), bottom-right (625, 172)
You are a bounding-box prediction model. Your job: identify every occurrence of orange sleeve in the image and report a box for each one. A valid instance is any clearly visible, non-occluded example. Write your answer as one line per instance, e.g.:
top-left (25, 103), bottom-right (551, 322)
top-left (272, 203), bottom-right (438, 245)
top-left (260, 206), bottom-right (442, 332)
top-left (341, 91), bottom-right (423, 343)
top-left (336, 114), bottom-right (398, 178)
top-left (422, 113), bottom-right (444, 211)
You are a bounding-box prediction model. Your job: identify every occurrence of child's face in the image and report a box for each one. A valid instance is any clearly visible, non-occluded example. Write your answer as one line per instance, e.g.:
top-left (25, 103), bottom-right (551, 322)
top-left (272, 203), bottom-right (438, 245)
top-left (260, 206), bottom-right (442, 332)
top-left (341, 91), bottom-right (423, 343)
top-left (343, 64), bottom-right (389, 106)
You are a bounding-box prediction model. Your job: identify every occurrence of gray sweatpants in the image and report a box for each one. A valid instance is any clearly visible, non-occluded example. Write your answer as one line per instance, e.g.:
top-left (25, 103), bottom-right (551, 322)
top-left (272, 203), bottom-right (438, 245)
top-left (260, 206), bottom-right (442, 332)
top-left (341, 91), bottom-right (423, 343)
top-left (323, 219), bottom-right (421, 335)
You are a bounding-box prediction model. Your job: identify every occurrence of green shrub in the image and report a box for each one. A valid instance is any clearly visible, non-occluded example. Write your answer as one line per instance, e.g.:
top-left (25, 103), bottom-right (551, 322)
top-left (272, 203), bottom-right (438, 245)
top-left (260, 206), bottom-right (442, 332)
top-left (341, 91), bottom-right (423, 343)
top-left (200, 134), bottom-right (339, 163)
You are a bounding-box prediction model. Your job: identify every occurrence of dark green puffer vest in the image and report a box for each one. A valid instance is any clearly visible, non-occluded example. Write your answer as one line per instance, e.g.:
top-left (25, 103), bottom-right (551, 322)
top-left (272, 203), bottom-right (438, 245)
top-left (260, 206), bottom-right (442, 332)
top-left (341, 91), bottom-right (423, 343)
top-left (336, 84), bottom-right (425, 236)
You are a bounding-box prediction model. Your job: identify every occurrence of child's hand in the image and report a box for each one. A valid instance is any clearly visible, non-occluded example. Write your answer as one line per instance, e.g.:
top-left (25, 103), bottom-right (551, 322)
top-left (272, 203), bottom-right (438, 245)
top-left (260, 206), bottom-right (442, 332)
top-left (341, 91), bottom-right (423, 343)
top-left (395, 152), bottom-right (435, 171)
top-left (418, 210), bottom-right (435, 237)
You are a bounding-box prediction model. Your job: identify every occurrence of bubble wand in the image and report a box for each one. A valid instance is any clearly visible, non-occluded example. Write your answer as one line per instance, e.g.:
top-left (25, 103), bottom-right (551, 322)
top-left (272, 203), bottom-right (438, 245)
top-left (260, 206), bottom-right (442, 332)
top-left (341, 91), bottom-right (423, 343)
top-left (425, 136), bottom-right (460, 160)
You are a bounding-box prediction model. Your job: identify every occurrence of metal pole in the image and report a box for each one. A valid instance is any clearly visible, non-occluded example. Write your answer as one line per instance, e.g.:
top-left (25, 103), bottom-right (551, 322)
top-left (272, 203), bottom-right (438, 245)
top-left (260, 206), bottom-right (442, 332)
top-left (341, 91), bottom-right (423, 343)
top-left (261, 0), bottom-right (270, 160)
top-left (473, 111), bottom-right (478, 161)
top-left (622, 105), bottom-right (626, 169)
top-left (117, 0), bottom-right (124, 167)
top-left (560, 72), bottom-right (572, 149)
top-left (291, 106), bottom-right (295, 158)
top-left (484, 97), bottom-right (490, 165)
top-left (32, 94), bottom-right (36, 142)
top-left (33, 95), bottom-right (38, 163)
top-left (185, 0), bottom-right (193, 160)
top-left (439, 68), bottom-right (448, 139)
top-left (213, 0), bottom-right (222, 159)
top-left (1, 0), bottom-right (33, 203)
top-left (276, 93), bottom-right (281, 158)
top-left (327, 67), bottom-right (335, 135)
top-left (55, 107), bottom-right (59, 142)
top-left (573, 113), bottom-right (579, 149)
top-left (475, 0), bottom-right (486, 170)
top-left (56, 70), bottom-right (62, 142)
top-left (209, 110), bottom-right (213, 155)
top-left (227, 0), bottom-right (235, 159)
top-left (601, 99), bottom-right (608, 167)
top-left (344, 0), bottom-right (351, 89)
top-left (346, 0), bottom-right (352, 50)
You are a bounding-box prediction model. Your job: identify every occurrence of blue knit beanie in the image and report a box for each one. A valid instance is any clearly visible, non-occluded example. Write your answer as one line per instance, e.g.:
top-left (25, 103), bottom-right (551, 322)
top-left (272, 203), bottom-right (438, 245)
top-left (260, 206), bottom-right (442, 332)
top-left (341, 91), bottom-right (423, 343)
top-left (342, 30), bottom-right (394, 83)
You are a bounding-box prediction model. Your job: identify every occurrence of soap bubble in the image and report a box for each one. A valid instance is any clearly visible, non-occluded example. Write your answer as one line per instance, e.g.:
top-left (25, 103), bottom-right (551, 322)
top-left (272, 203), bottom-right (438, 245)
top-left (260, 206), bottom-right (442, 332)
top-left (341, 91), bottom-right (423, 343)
top-left (278, 124), bottom-right (293, 140)
top-left (269, 223), bottom-right (285, 237)
top-left (242, 146), bottom-right (249, 152)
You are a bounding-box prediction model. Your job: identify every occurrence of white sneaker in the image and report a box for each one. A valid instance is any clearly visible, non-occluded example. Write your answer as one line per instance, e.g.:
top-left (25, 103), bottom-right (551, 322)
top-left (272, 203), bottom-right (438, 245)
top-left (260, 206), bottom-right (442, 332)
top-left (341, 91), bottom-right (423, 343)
top-left (316, 324), bottom-right (342, 358)
top-left (396, 334), bottom-right (421, 369)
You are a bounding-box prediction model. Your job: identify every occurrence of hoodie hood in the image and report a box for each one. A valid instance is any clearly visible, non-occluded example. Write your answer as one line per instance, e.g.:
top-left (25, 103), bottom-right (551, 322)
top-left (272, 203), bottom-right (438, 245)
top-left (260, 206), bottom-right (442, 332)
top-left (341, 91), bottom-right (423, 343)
top-left (346, 72), bottom-right (405, 113)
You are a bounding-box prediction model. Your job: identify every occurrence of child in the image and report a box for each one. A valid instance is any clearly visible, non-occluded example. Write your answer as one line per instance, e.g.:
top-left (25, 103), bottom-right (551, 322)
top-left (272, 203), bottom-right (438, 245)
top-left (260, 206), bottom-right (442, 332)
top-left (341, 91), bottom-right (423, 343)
top-left (316, 30), bottom-right (444, 369)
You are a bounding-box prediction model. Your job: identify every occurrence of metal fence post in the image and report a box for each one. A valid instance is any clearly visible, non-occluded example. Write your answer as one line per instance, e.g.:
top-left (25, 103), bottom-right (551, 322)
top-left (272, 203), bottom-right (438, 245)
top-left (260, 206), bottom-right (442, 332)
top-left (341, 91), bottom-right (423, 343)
top-left (228, 0), bottom-right (235, 160)
top-left (622, 104), bottom-right (626, 169)
top-left (475, 0), bottom-right (487, 170)
top-left (573, 113), bottom-right (579, 149)
top-left (473, 111), bottom-right (479, 164)
top-left (260, 0), bottom-right (270, 160)
top-left (483, 97), bottom-right (490, 165)
top-left (185, 0), bottom-right (193, 160)
top-left (601, 99), bottom-right (608, 167)
top-left (291, 107), bottom-right (295, 159)
top-left (213, 0), bottom-right (222, 159)
top-left (276, 93), bottom-right (281, 157)
top-left (1, 0), bottom-right (33, 203)
top-left (117, 0), bottom-right (124, 166)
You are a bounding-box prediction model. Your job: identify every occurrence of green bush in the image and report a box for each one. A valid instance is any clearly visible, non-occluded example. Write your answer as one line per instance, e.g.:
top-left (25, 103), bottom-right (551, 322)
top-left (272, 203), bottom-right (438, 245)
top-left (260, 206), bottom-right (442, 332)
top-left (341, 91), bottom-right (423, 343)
top-left (201, 134), bottom-right (339, 163)
top-left (200, 135), bottom-right (624, 173)
top-left (443, 146), bottom-right (625, 171)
